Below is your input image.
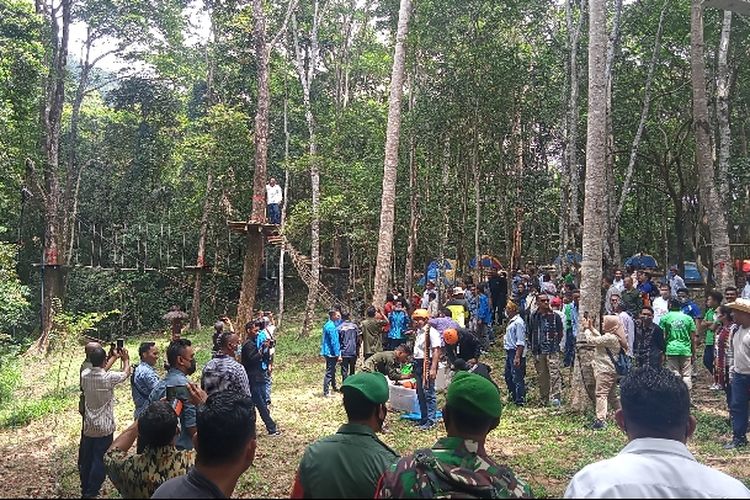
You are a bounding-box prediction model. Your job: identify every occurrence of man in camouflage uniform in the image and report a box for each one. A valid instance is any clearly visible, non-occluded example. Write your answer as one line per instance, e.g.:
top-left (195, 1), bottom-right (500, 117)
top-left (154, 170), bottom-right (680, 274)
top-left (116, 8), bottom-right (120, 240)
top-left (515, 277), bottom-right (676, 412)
top-left (375, 371), bottom-right (532, 498)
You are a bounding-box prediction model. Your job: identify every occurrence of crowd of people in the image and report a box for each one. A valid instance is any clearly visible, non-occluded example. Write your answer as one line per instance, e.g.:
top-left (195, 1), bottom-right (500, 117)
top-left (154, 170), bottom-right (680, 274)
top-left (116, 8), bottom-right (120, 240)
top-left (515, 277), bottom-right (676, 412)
top-left (75, 262), bottom-right (750, 498)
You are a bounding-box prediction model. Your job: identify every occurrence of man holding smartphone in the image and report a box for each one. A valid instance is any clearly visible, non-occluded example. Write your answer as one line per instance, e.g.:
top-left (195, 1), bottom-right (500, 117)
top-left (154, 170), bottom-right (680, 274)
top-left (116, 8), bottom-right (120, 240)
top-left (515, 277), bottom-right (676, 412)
top-left (79, 344), bottom-right (131, 498)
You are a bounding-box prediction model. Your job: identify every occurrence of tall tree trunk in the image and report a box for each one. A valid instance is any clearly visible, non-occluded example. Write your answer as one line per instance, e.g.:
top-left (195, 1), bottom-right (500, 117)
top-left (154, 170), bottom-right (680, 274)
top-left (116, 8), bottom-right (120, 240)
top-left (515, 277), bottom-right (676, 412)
top-left (473, 126), bottom-right (481, 285)
top-left (404, 85), bottom-right (418, 300)
top-left (33, 0), bottom-right (73, 353)
top-left (509, 108), bottom-right (524, 272)
top-left (716, 10), bottom-right (732, 210)
top-left (566, 0), bottom-right (586, 247)
top-left (574, 0), bottom-right (608, 414)
top-left (293, 2), bottom-right (324, 335)
top-left (372, 0), bottom-right (412, 308)
top-left (691, 0), bottom-right (734, 290)
top-left (191, 172), bottom-right (213, 330)
top-left (278, 93), bottom-right (291, 330)
top-left (238, 0), bottom-right (272, 328)
top-left (602, 0), bottom-right (623, 268)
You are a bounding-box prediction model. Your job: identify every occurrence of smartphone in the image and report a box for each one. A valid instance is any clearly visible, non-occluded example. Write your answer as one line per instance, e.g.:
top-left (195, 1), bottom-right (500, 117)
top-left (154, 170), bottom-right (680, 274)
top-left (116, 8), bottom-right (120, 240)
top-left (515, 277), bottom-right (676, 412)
top-left (116, 338), bottom-right (124, 350)
top-left (166, 385), bottom-right (190, 401)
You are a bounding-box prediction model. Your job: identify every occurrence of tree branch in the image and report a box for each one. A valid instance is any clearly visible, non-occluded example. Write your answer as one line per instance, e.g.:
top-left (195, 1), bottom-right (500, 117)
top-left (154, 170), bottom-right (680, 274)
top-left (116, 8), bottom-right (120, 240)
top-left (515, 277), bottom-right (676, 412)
top-left (270, 0), bottom-right (299, 50)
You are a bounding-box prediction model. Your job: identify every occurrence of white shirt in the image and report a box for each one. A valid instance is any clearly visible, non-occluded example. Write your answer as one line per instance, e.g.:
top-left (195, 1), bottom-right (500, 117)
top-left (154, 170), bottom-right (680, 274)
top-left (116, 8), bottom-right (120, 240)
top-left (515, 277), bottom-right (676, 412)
top-left (265, 183), bottom-right (282, 204)
top-left (613, 278), bottom-right (625, 292)
top-left (652, 296), bottom-right (670, 325)
top-left (619, 311), bottom-right (635, 356)
top-left (565, 437), bottom-right (750, 498)
top-left (742, 283), bottom-right (750, 300)
top-left (81, 367), bottom-right (129, 438)
top-left (413, 325), bottom-right (442, 360)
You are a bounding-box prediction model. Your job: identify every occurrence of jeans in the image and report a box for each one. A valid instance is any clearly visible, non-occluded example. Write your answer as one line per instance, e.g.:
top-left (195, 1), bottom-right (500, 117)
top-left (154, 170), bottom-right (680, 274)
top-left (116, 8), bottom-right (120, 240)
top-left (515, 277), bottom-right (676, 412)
top-left (491, 296), bottom-right (506, 324)
top-left (267, 203), bottom-right (281, 224)
top-left (504, 349), bottom-right (526, 404)
top-left (413, 359), bottom-right (437, 425)
top-left (730, 373), bottom-right (750, 444)
top-left (79, 434), bottom-right (113, 497)
top-left (251, 379), bottom-right (277, 433)
top-left (264, 371), bottom-right (272, 405)
top-left (341, 356), bottom-right (356, 381)
top-left (477, 322), bottom-right (490, 349)
top-left (323, 356), bottom-right (338, 395)
top-left (563, 330), bottom-right (576, 367)
top-left (703, 344), bottom-right (715, 374)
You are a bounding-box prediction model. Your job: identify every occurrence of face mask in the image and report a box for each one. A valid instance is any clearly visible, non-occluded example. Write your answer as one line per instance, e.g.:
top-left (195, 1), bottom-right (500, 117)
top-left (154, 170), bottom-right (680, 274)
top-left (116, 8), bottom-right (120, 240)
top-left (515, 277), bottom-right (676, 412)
top-left (186, 358), bottom-right (197, 375)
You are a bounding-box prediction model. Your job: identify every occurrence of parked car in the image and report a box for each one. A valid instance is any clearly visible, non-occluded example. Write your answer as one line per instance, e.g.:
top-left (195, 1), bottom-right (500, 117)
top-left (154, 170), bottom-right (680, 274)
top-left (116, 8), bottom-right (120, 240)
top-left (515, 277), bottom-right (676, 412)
top-left (670, 261), bottom-right (705, 286)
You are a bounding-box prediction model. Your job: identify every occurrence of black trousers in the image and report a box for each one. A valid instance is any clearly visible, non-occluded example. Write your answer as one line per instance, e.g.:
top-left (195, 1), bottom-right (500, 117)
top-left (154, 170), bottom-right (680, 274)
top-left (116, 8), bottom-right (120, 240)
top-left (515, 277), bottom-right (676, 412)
top-left (323, 356), bottom-right (338, 395)
top-left (341, 356), bottom-right (356, 381)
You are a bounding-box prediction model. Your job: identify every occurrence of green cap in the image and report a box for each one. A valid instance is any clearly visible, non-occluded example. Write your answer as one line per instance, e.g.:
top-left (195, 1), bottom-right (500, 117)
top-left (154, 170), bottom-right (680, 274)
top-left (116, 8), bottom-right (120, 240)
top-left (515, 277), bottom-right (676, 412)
top-left (446, 371), bottom-right (502, 419)
top-left (341, 371), bottom-right (389, 404)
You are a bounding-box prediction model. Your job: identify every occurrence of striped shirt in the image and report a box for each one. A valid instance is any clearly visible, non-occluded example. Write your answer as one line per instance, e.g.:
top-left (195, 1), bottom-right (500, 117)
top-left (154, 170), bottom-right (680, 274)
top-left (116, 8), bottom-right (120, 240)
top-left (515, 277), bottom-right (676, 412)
top-left (81, 367), bottom-right (129, 438)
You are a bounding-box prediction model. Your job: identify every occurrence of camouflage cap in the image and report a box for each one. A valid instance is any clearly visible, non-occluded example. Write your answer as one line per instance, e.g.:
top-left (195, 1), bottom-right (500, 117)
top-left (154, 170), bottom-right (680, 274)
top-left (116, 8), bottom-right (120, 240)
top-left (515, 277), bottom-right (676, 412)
top-left (341, 371), bottom-right (389, 404)
top-left (447, 371), bottom-right (502, 419)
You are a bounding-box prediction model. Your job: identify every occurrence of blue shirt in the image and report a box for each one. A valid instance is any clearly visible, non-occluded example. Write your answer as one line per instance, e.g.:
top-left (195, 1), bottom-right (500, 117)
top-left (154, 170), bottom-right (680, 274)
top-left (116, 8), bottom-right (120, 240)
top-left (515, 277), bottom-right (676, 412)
top-left (149, 369), bottom-right (197, 450)
top-left (681, 301), bottom-right (701, 320)
top-left (387, 310), bottom-right (409, 340)
top-left (321, 319), bottom-right (341, 357)
top-left (131, 362), bottom-right (159, 419)
top-left (504, 314), bottom-right (527, 352)
top-left (477, 294), bottom-right (492, 324)
top-left (257, 330), bottom-right (269, 370)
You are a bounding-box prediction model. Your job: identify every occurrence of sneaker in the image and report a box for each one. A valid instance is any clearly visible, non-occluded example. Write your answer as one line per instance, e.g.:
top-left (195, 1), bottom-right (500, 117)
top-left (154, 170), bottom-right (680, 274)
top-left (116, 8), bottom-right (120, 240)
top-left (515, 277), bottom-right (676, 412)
top-left (723, 440), bottom-right (747, 450)
top-left (268, 430), bottom-right (282, 437)
top-left (709, 384), bottom-right (722, 391)
top-left (591, 419), bottom-right (606, 430)
top-left (418, 422), bottom-right (436, 431)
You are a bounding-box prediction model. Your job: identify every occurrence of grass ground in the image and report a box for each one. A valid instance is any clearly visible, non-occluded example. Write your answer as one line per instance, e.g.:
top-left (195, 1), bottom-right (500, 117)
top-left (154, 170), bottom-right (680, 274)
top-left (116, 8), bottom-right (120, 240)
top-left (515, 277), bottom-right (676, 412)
top-left (0, 311), bottom-right (748, 498)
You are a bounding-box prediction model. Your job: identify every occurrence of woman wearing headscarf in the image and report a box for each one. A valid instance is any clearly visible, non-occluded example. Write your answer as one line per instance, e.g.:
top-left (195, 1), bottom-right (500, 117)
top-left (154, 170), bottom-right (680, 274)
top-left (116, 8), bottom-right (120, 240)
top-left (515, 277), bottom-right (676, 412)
top-left (580, 315), bottom-right (628, 430)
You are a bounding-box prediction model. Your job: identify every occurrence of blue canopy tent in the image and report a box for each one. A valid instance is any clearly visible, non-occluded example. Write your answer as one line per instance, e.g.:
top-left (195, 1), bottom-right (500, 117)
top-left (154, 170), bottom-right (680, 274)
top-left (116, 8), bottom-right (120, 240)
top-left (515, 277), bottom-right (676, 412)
top-left (625, 254), bottom-right (658, 269)
top-left (417, 259), bottom-right (456, 287)
top-left (468, 255), bottom-right (502, 270)
top-left (554, 252), bottom-right (582, 266)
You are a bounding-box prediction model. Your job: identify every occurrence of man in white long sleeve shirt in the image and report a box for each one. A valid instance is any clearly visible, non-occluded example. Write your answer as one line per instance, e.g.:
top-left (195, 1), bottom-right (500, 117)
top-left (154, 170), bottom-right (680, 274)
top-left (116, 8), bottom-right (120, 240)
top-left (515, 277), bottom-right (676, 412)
top-left (565, 367), bottom-right (750, 498)
top-left (265, 177), bottom-right (283, 224)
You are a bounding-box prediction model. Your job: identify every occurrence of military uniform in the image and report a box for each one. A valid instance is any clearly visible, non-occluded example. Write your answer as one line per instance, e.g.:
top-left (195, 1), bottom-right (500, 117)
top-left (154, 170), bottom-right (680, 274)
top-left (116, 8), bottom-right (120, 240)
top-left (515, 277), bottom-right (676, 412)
top-left (295, 423), bottom-right (399, 498)
top-left (363, 350), bottom-right (404, 381)
top-left (375, 437), bottom-right (531, 498)
top-left (292, 371), bottom-right (399, 498)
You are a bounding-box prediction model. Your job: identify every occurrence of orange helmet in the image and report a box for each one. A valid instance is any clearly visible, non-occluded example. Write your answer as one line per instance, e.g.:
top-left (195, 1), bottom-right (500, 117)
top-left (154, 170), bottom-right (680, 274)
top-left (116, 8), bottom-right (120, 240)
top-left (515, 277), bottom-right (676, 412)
top-left (443, 328), bottom-right (459, 345)
top-left (411, 308), bottom-right (430, 320)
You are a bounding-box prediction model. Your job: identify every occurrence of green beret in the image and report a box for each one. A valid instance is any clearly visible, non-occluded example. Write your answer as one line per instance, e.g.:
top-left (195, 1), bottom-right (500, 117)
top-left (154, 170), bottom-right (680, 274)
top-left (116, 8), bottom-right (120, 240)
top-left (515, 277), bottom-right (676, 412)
top-left (341, 372), bottom-right (389, 404)
top-left (446, 371), bottom-right (502, 419)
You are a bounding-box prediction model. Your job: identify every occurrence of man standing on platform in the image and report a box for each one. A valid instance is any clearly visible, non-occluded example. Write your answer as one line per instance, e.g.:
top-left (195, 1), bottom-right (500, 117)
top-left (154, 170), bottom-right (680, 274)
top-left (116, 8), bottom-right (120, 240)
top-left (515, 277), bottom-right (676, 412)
top-left (265, 177), bottom-right (282, 224)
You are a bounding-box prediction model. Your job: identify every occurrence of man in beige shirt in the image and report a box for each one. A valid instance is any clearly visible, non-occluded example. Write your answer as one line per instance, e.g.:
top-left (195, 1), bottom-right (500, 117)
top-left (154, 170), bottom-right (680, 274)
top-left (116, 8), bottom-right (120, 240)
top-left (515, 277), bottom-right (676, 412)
top-left (80, 344), bottom-right (130, 498)
top-left (726, 299), bottom-right (750, 449)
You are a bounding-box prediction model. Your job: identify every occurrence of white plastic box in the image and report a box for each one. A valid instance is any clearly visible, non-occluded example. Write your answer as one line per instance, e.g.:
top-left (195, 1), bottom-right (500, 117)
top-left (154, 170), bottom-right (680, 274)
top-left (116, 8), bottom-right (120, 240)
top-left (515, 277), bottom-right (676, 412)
top-left (388, 382), bottom-right (419, 413)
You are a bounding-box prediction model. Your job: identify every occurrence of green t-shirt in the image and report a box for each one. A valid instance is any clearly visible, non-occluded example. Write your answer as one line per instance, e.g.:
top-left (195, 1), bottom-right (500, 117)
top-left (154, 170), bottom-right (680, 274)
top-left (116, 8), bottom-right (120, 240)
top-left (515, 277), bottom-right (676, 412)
top-left (659, 311), bottom-right (696, 357)
top-left (703, 307), bottom-right (716, 345)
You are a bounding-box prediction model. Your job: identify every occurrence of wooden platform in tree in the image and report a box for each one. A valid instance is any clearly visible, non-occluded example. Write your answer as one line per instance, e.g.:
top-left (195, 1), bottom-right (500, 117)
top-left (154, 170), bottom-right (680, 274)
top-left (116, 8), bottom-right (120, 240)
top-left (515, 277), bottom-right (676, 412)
top-left (184, 264), bottom-right (211, 271)
top-left (227, 220), bottom-right (280, 235)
